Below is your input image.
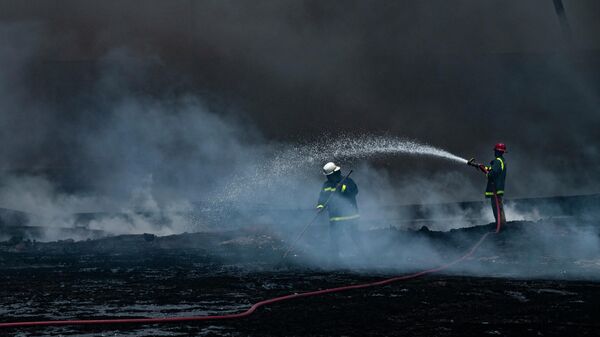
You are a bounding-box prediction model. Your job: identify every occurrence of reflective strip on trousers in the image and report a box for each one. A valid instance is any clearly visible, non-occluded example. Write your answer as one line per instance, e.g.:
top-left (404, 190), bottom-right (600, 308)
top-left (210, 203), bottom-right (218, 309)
top-left (485, 190), bottom-right (504, 196)
top-left (329, 214), bottom-right (360, 222)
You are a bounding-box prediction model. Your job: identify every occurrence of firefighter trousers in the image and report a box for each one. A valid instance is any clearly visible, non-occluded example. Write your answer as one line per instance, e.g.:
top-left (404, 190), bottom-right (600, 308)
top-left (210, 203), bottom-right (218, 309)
top-left (490, 194), bottom-right (506, 225)
top-left (329, 218), bottom-right (364, 259)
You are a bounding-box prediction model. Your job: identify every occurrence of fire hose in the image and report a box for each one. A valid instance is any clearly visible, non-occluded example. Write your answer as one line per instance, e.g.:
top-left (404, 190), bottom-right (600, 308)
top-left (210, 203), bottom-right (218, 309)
top-left (0, 175), bottom-right (503, 329)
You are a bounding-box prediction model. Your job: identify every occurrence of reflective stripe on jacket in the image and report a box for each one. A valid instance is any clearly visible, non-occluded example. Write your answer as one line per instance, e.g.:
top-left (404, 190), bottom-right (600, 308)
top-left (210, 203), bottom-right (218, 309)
top-left (316, 177), bottom-right (359, 222)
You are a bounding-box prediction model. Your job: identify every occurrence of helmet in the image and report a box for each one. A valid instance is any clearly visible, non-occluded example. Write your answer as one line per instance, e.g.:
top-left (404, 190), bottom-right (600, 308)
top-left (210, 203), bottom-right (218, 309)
top-left (494, 143), bottom-right (507, 153)
top-left (322, 162), bottom-right (341, 175)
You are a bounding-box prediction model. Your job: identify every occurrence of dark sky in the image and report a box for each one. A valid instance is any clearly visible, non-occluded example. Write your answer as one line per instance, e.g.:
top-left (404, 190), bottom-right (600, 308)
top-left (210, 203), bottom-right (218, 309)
top-left (1, 0), bottom-right (600, 201)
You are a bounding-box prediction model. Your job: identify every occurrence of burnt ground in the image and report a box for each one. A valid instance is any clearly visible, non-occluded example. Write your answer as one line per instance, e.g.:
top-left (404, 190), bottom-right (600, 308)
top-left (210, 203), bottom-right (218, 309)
top-left (1, 218), bottom-right (600, 336)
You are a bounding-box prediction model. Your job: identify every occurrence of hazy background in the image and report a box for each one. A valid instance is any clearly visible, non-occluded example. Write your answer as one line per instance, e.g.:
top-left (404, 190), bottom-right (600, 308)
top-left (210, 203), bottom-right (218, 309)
top-left (0, 1), bottom-right (599, 235)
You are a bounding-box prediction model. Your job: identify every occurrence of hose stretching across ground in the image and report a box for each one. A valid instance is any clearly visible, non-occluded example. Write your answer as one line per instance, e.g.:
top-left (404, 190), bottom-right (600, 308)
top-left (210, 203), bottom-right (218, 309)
top-left (0, 194), bottom-right (503, 329)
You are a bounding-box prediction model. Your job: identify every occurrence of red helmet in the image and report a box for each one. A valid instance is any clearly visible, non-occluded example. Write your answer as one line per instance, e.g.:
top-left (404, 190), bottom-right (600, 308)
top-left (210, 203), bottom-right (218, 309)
top-left (494, 143), bottom-right (507, 153)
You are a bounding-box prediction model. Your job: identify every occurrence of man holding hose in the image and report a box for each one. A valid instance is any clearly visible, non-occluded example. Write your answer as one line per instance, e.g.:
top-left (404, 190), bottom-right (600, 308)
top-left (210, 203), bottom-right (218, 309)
top-left (316, 162), bottom-right (362, 262)
top-left (468, 143), bottom-right (508, 226)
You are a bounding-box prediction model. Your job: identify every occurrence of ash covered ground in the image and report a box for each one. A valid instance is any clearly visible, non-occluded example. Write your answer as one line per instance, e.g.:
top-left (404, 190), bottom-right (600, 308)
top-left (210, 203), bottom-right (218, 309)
top-left (1, 195), bottom-right (600, 337)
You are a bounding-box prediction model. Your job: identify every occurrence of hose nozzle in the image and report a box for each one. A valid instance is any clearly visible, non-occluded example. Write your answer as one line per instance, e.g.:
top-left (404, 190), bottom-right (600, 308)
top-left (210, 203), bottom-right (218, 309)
top-left (467, 158), bottom-right (488, 173)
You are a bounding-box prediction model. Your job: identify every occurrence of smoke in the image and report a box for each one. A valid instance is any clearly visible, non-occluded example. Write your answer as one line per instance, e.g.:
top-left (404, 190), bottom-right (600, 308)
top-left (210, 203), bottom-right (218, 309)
top-left (0, 3), bottom-right (599, 280)
top-left (0, 23), bottom-right (480, 246)
top-left (1, 2), bottom-right (600, 199)
top-left (0, 25), bottom-right (265, 236)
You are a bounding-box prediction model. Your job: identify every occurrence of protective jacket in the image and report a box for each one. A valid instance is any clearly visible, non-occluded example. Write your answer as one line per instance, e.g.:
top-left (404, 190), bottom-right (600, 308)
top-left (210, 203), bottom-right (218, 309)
top-left (316, 176), bottom-right (359, 222)
top-left (485, 156), bottom-right (507, 197)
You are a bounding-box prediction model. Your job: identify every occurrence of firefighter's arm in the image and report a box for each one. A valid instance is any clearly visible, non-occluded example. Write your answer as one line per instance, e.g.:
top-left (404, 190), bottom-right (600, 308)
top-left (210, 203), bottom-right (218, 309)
top-left (340, 179), bottom-right (358, 196)
top-left (316, 184), bottom-right (327, 210)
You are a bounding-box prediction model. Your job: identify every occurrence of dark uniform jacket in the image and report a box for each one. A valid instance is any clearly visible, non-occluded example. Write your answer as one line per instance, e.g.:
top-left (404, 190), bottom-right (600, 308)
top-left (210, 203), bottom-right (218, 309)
top-left (485, 156), bottom-right (507, 197)
top-left (316, 177), bottom-right (359, 222)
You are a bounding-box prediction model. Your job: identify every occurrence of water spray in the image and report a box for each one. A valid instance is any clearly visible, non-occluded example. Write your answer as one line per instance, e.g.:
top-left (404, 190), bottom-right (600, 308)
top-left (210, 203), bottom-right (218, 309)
top-left (325, 136), bottom-right (469, 164)
top-left (219, 135), bottom-right (469, 203)
top-left (275, 135), bottom-right (469, 167)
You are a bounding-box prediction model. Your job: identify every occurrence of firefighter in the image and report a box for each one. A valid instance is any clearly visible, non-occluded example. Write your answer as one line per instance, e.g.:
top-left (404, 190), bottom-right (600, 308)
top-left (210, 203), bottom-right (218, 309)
top-left (468, 143), bottom-right (507, 225)
top-left (316, 162), bottom-right (361, 261)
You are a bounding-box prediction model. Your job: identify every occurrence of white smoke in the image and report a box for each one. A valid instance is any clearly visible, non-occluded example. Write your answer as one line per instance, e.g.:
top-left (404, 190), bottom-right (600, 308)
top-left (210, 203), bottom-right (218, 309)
top-left (1, 21), bottom-right (599, 281)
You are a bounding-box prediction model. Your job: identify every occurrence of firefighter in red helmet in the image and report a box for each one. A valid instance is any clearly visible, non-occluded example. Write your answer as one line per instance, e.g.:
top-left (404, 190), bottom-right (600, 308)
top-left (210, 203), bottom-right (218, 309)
top-left (468, 143), bottom-right (507, 226)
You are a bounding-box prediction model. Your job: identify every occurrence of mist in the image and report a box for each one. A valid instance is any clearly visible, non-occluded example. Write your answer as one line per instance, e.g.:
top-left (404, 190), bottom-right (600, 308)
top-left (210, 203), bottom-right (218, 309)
top-left (1, 2), bottom-right (599, 279)
top-left (2, 1), bottom-right (599, 198)
top-left (0, 21), bottom-right (482, 231)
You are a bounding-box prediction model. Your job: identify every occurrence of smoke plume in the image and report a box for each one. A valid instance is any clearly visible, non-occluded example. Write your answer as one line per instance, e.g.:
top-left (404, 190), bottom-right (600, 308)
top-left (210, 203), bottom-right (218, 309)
top-left (0, 2), bottom-right (599, 277)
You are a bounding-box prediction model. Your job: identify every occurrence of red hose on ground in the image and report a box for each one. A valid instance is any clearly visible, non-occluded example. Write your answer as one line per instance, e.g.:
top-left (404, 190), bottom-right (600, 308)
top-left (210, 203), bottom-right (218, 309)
top-left (0, 210), bottom-right (502, 329)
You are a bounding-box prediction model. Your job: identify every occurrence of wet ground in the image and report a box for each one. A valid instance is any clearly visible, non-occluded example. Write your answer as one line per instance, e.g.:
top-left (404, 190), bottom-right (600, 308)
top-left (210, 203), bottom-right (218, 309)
top-left (1, 219), bottom-right (600, 336)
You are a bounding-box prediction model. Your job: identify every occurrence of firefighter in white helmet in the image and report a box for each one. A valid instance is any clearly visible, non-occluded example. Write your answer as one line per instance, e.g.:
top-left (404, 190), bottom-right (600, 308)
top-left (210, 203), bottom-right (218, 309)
top-left (316, 162), bottom-right (362, 261)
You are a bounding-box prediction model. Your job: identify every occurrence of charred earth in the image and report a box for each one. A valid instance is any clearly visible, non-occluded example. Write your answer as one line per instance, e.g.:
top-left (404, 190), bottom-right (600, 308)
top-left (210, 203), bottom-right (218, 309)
top-left (1, 195), bottom-right (600, 336)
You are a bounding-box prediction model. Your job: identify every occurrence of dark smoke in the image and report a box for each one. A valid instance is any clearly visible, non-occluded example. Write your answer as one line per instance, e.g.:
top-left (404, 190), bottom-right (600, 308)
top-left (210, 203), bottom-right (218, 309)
top-left (1, 1), bottom-right (599, 200)
top-left (0, 1), bottom-right (599, 240)
top-left (0, 2), bottom-right (600, 283)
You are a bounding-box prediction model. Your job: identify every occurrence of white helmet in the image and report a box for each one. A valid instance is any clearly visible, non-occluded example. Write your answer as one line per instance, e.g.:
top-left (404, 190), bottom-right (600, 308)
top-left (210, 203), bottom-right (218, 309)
top-left (322, 162), bottom-right (341, 175)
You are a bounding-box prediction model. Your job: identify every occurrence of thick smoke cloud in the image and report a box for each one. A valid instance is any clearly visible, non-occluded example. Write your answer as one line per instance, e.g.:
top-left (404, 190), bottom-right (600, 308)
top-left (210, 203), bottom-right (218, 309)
top-left (0, 1), bottom-right (599, 243)
top-left (0, 1), bottom-right (599, 201)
